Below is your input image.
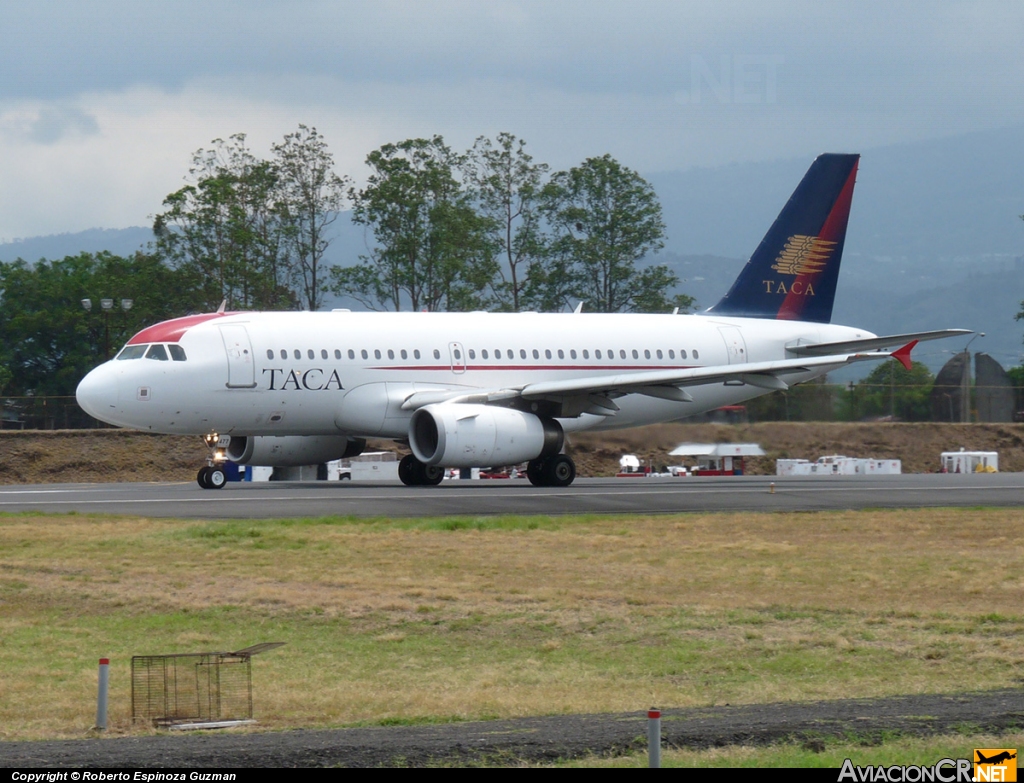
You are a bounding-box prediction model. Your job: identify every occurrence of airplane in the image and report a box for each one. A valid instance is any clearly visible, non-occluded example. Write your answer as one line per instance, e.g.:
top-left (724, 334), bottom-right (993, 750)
top-left (976, 751), bottom-right (1016, 765)
top-left (75, 153), bottom-right (968, 489)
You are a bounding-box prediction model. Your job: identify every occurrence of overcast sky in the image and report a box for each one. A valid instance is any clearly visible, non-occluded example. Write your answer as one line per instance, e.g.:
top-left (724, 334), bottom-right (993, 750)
top-left (2, 1), bottom-right (1023, 240)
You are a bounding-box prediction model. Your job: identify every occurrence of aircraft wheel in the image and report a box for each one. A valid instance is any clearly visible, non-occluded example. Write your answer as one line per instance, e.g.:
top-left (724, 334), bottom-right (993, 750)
top-left (526, 459), bottom-right (546, 487)
top-left (398, 455), bottom-right (418, 486)
top-left (422, 464), bottom-right (445, 486)
top-left (197, 466), bottom-right (211, 489)
top-left (207, 466), bottom-right (227, 489)
top-left (544, 455), bottom-right (576, 488)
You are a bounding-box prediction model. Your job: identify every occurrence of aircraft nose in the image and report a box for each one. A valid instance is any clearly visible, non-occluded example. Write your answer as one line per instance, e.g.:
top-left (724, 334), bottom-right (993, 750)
top-left (76, 365), bottom-right (119, 422)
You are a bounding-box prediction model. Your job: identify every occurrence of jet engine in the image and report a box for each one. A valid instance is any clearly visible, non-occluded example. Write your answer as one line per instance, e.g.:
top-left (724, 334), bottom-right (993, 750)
top-left (409, 404), bottom-right (563, 467)
top-left (225, 435), bottom-right (366, 467)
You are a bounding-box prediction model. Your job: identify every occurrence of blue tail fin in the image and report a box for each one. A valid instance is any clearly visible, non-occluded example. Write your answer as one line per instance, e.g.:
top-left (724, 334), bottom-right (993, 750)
top-left (708, 153), bottom-right (859, 323)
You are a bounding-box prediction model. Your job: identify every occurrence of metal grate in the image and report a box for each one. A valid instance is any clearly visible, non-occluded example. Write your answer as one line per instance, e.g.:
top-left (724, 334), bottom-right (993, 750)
top-left (131, 644), bottom-right (282, 726)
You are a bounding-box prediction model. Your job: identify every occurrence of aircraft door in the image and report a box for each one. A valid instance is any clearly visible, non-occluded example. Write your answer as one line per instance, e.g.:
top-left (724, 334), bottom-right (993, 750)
top-left (220, 324), bottom-right (257, 388)
top-left (718, 326), bottom-right (748, 365)
top-left (448, 342), bottom-right (466, 375)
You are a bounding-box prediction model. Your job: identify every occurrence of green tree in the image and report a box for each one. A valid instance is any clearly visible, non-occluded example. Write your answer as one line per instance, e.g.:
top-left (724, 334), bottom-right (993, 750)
top-left (465, 133), bottom-right (548, 311)
top-left (331, 136), bottom-right (495, 311)
top-left (273, 125), bottom-right (351, 311)
top-left (537, 154), bottom-right (692, 313)
top-left (0, 252), bottom-right (186, 396)
top-left (153, 134), bottom-right (295, 311)
top-left (851, 360), bottom-right (935, 421)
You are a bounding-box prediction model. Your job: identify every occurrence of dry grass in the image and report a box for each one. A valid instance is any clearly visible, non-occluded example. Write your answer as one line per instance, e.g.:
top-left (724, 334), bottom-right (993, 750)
top-left (1, 508), bottom-right (1023, 740)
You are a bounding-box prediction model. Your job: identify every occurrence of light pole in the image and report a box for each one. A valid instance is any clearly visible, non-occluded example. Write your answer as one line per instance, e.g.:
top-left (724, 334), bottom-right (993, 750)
top-left (82, 298), bottom-right (134, 360)
top-left (960, 333), bottom-right (985, 423)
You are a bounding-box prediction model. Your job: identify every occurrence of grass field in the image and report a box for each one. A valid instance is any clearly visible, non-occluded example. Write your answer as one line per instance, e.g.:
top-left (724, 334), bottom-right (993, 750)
top-left (1, 508), bottom-right (1022, 742)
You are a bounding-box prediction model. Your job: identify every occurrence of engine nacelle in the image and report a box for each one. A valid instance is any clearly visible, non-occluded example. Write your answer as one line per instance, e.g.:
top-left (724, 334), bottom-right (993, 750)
top-left (226, 436), bottom-right (366, 467)
top-left (409, 404), bottom-right (563, 467)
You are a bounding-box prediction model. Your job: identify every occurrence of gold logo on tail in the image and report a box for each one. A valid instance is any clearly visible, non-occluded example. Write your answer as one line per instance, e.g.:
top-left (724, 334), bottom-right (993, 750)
top-left (771, 235), bottom-right (837, 276)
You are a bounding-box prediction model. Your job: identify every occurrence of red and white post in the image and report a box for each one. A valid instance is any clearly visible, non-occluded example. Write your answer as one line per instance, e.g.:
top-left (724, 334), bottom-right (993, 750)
top-left (96, 658), bottom-right (109, 730)
top-left (648, 708), bottom-right (661, 768)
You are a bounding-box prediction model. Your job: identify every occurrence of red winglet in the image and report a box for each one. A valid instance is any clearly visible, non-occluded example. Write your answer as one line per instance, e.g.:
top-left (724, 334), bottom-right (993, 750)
top-left (890, 340), bottom-right (918, 371)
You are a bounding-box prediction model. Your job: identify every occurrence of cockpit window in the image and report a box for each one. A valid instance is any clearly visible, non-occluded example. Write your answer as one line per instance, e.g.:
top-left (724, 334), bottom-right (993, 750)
top-left (168, 345), bottom-right (187, 361)
top-left (116, 345), bottom-right (147, 360)
top-left (145, 344), bottom-right (169, 361)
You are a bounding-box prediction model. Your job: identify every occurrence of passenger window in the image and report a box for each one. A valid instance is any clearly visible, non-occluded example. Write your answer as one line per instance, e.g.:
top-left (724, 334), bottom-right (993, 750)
top-left (308, 349), bottom-right (315, 360)
top-left (401, 349), bottom-right (408, 360)
top-left (433, 349), bottom-right (441, 359)
top-left (619, 349), bottom-right (626, 359)
top-left (116, 345), bottom-right (147, 360)
top-left (322, 349), bottom-right (328, 360)
top-left (644, 349), bottom-right (651, 359)
top-left (545, 349), bottom-right (551, 359)
top-left (656, 349), bottom-right (663, 359)
top-left (454, 349), bottom-right (461, 360)
top-left (361, 349), bottom-right (368, 359)
top-left (146, 344), bottom-right (169, 361)
top-left (520, 349), bottom-right (527, 359)
top-left (632, 349), bottom-right (639, 359)
top-left (294, 350), bottom-right (301, 360)
top-left (482, 349), bottom-right (489, 359)
top-left (348, 349), bottom-right (355, 359)
top-left (680, 349), bottom-right (687, 359)
top-left (595, 349), bottom-right (602, 359)
top-left (280, 350), bottom-right (287, 360)
top-left (582, 349), bottom-right (589, 359)
top-left (414, 349), bottom-right (421, 359)
top-left (570, 349), bottom-right (577, 359)
top-left (168, 345), bottom-right (187, 362)
top-left (266, 349), bottom-right (274, 360)
top-left (374, 349), bottom-right (382, 359)
top-left (669, 349), bottom-right (675, 359)
top-left (532, 349), bottom-right (539, 359)
top-left (388, 349), bottom-right (394, 359)
top-left (557, 349), bottom-right (564, 359)
top-left (693, 350), bottom-right (699, 360)
top-left (334, 349), bottom-right (341, 359)
top-left (469, 349), bottom-right (476, 359)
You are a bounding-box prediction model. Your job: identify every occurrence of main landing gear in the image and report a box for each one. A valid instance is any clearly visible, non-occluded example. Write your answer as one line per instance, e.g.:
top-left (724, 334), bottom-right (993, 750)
top-left (526, 454), bottom-right (576, 487)
top-left (398, 454), bottom-right (445, 486)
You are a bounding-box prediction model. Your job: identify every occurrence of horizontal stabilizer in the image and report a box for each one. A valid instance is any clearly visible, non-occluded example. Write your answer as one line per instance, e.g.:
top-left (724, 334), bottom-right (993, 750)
top-left (786, 329), bottom-right (972, 357)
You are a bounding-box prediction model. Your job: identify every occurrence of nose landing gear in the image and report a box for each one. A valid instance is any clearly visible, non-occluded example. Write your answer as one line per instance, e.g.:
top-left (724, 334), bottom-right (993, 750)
top-left (197, 432), bottom-right (229, 489)
top-left (197, 465), bottom-right (227, 490)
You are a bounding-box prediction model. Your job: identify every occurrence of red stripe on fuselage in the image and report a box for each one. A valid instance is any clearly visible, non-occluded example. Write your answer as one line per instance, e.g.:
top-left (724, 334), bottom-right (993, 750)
top-left (126, 313), bottom-right (236, 344)
top-left (777, 160), bottom-right (859, 321)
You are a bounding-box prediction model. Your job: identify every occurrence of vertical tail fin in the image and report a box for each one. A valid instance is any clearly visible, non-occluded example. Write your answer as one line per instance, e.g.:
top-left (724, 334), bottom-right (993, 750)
top-left (709, 153), bottom-right (859, 323)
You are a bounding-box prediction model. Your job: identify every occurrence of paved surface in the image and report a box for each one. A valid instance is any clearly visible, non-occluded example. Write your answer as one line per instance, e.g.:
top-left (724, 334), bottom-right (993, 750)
top-left (2, 689), bottom-right (1022, 767)
top-left (0, 473), bottom-right (1022, 518)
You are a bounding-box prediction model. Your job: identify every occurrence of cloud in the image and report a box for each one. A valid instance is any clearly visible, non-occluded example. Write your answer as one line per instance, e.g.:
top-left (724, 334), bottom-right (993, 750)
top-left (2, 2), bottom-right (1024, 238)
top-left (1, 103), bottom-right (100, 144)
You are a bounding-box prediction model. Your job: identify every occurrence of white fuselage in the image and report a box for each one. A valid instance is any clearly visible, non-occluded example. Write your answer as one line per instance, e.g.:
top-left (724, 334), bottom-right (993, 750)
top-left (76, 310), bottom-right (874, 438)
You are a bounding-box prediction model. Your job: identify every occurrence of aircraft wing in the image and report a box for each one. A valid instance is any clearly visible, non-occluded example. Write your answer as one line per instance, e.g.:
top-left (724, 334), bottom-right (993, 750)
top-left (401, 349), bottom-right (898, 415)
top-left (785, 329), bottom-right (971, 356)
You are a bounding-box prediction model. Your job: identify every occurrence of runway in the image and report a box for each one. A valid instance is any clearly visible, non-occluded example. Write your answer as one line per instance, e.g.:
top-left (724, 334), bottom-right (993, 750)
top-left (1, 473), bottom-right (1022, 518)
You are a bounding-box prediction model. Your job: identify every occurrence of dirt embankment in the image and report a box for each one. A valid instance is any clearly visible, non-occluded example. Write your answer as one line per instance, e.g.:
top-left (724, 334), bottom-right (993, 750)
top-left (2, 422), bottom-right (1023, 485)
top-left (567, 421), bottom-right (1024, 476)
